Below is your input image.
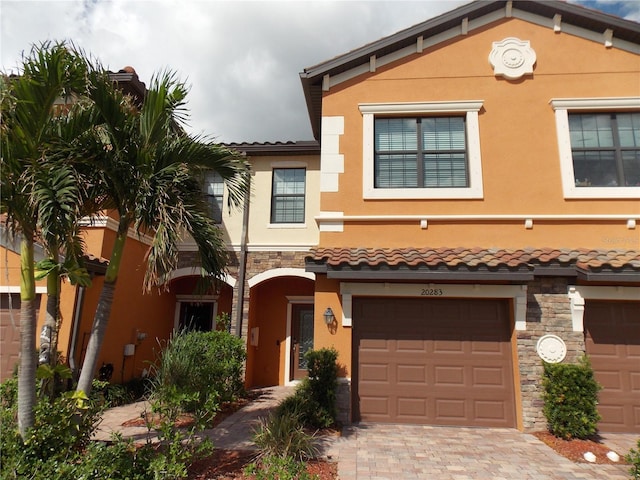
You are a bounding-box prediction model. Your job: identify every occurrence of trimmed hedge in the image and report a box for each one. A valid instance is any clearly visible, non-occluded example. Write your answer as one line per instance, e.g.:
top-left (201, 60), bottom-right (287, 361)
top-left (541, 356), bottom-right (601, 440)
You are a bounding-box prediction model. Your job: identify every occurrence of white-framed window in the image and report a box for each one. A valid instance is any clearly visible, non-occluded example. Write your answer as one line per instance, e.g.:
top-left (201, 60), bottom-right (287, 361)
top-left (551, 97), bottom-right (640, 199)
top-left (271, 168), bottom-right (306, 224)
top-left (360, 101), bottom-right (484, 199)
top-left (203, 171), bottom-right (224, 223)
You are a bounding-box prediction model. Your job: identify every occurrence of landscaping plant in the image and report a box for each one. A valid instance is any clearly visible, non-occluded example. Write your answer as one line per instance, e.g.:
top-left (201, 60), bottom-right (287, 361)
top-left (627, 439), bottom-right (640, 480)
top-left (277, 347), bottom-right (339, 429)
top-left (149, 329), bottom-right (246, 416)
top-left (541, 356), bottom-right (601, 440)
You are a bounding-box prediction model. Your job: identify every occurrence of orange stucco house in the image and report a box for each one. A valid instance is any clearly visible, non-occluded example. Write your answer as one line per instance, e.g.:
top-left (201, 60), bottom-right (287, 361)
top-left (1, 0), bottom-right (638, 434)
top-left (300, 0), bottom-right (639, 433)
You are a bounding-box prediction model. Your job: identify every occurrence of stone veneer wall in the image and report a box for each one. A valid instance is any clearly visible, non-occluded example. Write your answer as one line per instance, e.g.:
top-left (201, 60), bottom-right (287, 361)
top-left (517, 277), bottom-right (586, 431)
top-left (178, 249), bottom-right (310, 341)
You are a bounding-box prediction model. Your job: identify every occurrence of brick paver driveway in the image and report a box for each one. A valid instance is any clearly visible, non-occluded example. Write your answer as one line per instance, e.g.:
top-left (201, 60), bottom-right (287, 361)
top-left (325, 424), bottom-right (632, 480)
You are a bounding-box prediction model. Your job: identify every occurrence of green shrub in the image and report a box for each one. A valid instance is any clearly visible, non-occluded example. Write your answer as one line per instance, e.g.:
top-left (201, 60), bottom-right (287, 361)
top-left (149, 329), bottom-right (246, 413)
top-left (0, 384), bottom-right (104, 479)
top-left (0, 374), bottom-right (210, 480)
top-left (252, 410), bottom-right (317, 461)
top-left (627, 439), bottom-right (640, 480)
top-left (541, 356), bottom-right (601, 440)
top-left (244, 453), bottom-right (318, 480)
top-left (275, 348), bottom-right (339, 430)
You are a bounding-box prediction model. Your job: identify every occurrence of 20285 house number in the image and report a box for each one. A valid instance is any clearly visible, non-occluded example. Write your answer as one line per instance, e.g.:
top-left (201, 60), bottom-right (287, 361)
top-left (420, 288), bottom-right (444, 296)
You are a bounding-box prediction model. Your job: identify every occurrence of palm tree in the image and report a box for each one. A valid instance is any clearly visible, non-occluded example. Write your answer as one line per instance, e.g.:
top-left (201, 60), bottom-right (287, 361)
top-left (0, 42), bottom-right (90, 438)
top-left (75, 67), bottom-right (251, 395)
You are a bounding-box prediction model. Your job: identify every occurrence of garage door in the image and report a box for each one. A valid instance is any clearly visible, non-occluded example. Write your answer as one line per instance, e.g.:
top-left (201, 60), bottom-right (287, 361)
top-left (353, 297), bottom-right (516, 427)
top-left (1, 294), bottom-right (22, 381)
top-left (584, 300), bottom-right (640, 433)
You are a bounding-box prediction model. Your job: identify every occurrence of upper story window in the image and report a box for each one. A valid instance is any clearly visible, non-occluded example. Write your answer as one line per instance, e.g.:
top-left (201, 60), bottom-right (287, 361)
top-left (375, 117), bottom-right (468, 189)
top-left (360, 101), bottom-right (484, 199)
top-left (203, 171), bottom-right (224, 223)
top-left (551, 97), bottom-right (640, 199)
top-left (569, 113), bottom-right (640, 188)
top-left (271, 168), bottom-right (306, 224)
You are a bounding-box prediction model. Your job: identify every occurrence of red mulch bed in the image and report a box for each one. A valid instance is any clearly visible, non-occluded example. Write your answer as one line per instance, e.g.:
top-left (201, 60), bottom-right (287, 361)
top-left (121, 397), bottom-right (255, 429)
top-left (187, 450), bottom-right (337, 480)
top-left (533, 431), bottom-right (629, 464)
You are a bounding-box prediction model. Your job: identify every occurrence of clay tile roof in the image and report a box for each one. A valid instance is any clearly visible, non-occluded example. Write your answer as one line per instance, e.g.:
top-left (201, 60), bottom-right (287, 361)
top-left (307, 247), bottom-right (640, 273)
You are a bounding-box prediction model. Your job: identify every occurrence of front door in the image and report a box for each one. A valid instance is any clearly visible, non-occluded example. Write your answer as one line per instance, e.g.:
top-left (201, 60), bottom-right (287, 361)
top-left (291, 304), bottom-right (314, 380)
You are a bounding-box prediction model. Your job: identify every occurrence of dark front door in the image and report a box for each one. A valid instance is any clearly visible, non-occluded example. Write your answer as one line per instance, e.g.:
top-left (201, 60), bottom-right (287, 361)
top-left (291, 304), bottom-right (314, 380)
top-left (179, 303), bottom-right (213, 332)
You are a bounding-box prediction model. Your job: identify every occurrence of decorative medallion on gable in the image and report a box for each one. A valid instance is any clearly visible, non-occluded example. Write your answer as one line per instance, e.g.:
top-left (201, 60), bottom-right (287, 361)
top-left (489, 37), bottom-right (536, 80)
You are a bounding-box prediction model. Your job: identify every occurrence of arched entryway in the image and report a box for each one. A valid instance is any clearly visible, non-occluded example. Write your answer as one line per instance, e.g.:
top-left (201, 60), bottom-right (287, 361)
top-left (245, 269), bottom-right (315, 388)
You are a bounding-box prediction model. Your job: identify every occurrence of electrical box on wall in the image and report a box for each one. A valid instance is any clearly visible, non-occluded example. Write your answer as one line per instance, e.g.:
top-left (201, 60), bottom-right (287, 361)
top-left (250, 327), bottom-right (259, 347)
top-left (123, 344), bottom-right (135, 356)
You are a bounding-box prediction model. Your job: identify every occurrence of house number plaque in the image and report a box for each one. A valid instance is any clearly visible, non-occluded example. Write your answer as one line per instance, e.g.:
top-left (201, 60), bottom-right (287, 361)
top-left (420, 288), bottom-right (445, 296)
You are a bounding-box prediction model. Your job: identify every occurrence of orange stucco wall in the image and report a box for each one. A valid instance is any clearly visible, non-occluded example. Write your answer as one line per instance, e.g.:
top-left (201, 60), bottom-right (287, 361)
top-left (313, 275), bottom-right (350, 377)
top-left (74, 228), bottom-right (177, 383)
top-left (245, 277), bottom-right (315, 388)
top-left (319, 17), bottom-right (640, 249)
top-left (0, 243), bottom-right (79, 363)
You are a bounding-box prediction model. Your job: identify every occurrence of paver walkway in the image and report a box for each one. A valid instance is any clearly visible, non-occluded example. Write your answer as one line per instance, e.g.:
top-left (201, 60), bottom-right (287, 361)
top-left (96, 386), bottom-right (638, 480)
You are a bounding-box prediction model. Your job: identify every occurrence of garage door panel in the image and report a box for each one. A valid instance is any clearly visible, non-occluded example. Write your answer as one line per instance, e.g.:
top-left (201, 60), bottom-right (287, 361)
top-left (397, 364), bottom-right (426, 383)
top-left (397, 397), bottom-right (427, 417)
top-left (473, 366), bottom-right (507, 386)
top-left (435, 399), bottom-right (466, 422)
top-left (434, 366), bottom-right (465, 386)
top-left (585, 300), bottom-right (640, 433)
top-left (475, 400), bottom-right (507, 421)
top-left (354, 297), bottom-right (515, 427)
top-left (433, 339), bottom-right (465, 353)
top-left (360, 363), bottom-right (389, 382)
top-left (396, 339), bottom-right (427, 352)
top-left (360, 396), bottom-right (390, 417)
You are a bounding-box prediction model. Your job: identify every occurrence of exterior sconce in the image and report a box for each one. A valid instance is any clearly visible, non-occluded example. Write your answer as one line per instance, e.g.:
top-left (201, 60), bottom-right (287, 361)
top-left (323, 307), bottom-right (335, 325)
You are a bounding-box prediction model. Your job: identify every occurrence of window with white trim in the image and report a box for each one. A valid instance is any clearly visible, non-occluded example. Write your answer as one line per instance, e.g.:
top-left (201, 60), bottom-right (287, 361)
top-left (569, 113), bottom-right (640, 188)
top-left (375, 117), bottom-right (468, 188)
top-left (551, 97), bottom-right (640, 199)
top-left (360, 101), bottom-right (484, 199)
top-left (271, 168), bottom-right (306, 223)
top-left (203, 171), bottom-right (224, 223)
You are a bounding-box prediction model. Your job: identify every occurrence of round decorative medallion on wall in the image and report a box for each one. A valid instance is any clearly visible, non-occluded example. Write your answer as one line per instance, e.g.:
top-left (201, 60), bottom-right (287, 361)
top-left (489, 37), bottom-right (536, 80)
top-left (536, 335), bottom-right (567, 363)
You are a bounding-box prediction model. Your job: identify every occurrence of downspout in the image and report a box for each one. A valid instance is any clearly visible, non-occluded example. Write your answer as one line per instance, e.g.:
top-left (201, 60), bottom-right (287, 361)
top-left (234, 180), bottom-right (251, 338)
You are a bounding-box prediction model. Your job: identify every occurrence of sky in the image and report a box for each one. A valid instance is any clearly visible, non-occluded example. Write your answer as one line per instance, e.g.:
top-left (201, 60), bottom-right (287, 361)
top-left (1, 0), bottom-right (639, 143)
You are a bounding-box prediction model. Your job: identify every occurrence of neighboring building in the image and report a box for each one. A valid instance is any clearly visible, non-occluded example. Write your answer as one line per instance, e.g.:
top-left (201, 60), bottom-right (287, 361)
top-left (1, 0), bottom-right (638, 435)
top-left (300, 0), bottom-right (639, 433)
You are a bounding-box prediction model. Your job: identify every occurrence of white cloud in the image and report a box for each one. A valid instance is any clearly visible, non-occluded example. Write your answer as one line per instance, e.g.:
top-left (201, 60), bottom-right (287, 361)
top-left (2, 0), bottom-right (637, 142)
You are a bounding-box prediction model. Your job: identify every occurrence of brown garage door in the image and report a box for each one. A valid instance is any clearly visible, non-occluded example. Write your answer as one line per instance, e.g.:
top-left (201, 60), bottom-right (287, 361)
top-left (584, 300), bottom-right (640, 433)
top-left (1, 294), bottom-right (22, 381)
top-left (353, 297), bottom-right (516, 427)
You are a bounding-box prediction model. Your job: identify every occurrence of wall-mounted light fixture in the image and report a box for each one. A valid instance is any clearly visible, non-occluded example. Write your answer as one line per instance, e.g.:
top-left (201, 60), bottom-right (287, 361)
top-left (323, 307), bottom-right (335, 325)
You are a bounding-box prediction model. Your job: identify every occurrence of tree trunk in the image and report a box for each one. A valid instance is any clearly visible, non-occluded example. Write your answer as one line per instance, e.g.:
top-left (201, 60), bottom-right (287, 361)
top-left (39, 269), bottom-right (59, 366)
top-left (18, 238), bottom-right (36, 439)
top-left (75, 229), bottom-right (126, 396)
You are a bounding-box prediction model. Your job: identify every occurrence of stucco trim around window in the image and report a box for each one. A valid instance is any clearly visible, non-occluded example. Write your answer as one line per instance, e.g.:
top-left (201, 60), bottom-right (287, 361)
top-left (359, 101), bottom-right (484, 199)
top-left (551, 97), bottom-right (640, 199)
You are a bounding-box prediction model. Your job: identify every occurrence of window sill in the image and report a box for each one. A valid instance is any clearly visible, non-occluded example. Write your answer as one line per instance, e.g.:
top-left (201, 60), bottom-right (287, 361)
top-left (363, 186), bottom-right (483, 200)
top-left (268, 223), bottom-right (307, 229)
top-left (563, 186), bottom-right (640, 199)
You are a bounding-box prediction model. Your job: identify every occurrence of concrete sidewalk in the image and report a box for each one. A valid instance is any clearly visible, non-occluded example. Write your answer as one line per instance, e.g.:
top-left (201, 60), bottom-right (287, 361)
top-left (95, 386), bottom-right (638, 479)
